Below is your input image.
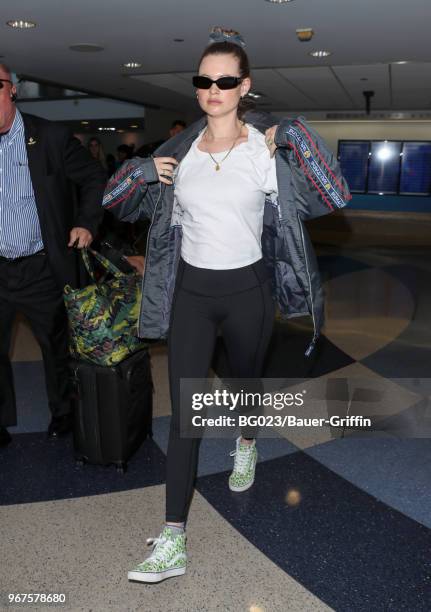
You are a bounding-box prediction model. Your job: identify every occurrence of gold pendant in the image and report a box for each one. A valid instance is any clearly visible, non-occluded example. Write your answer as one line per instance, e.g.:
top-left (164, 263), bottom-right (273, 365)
top-left (215, 164), bottom-right (220, 171)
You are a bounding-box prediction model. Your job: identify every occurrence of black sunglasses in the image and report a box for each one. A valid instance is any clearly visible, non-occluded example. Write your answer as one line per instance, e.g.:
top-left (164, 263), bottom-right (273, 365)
top-left (192, 75), bottom-right (243, 90)
top-left (0, 79), bottom-right (12, 89)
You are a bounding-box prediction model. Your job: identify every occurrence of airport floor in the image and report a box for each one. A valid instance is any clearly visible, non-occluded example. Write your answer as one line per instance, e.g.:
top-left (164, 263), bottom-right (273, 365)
top-left (1, 246), bottom-right (431, 612)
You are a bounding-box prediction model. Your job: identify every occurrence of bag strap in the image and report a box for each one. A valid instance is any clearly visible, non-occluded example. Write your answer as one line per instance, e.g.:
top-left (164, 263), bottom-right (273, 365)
top-left (81, 248), bottom-right (124, 281)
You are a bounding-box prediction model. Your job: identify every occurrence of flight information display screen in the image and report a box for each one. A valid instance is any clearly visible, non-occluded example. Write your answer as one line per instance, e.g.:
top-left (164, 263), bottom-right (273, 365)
top-left (399, 142), bottom-right (431, 195)
top-left (338, 140), bottom-right (431, 196)
top-left (338, 141), bottom-right (369, 193)
top-left (368, 141), bottom-right (402, 194)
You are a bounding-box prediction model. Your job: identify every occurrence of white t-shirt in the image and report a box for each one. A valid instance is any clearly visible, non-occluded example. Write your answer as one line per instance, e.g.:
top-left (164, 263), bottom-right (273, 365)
top-left (174, 124), bottom-right (278, 270)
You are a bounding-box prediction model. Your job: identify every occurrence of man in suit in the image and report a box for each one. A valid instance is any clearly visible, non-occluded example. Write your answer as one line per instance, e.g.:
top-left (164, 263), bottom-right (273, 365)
top-left (0, 64), bottom-right (106, 446)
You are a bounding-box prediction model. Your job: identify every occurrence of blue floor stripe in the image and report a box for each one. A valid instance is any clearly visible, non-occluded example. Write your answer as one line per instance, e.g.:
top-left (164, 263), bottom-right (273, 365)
top-left (196, 452), bottom-right (431, 611)
top-left (0, 433), bottom-right (165, 506)
top-left (362, 264), bottom-right (431, 378)
top-left (318, 254), bottom-right (370, 281)
top-left (306, 437), bottom-right (431, 529)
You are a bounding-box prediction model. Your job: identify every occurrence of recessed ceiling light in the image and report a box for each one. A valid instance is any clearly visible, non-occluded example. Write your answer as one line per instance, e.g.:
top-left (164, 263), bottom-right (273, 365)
top-left (123, 62), bottom-right (142, 69)
top-left (81, 121), bottom-right (89, 125)
top-left (309, 50), bottom-right (332, 58)
top-left (394, 61), bottom-right (408, 64)
top-left (69, 44), bottom-right (104, 52)
top-left (117, 129), bottom-right (125, 133)
top-left (98, 127), bottom-right (116, 131)
top-left (130, 124), bottom-right (139, 128)
top-left (7, 20), bottom-right (36, 29)
top-left (264, 0), bottom-right (295, 3)
top-left (296, 28), bottom-right (314, 42)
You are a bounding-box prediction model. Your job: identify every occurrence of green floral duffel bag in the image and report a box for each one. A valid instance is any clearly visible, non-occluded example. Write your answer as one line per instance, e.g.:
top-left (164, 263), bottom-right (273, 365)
top-left (64, 248), bottom-right (147, 366)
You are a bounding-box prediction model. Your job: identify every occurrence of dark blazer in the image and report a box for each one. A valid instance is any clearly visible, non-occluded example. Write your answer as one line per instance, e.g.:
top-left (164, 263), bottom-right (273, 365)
top-left (21, 112), bottom-right (106, 289)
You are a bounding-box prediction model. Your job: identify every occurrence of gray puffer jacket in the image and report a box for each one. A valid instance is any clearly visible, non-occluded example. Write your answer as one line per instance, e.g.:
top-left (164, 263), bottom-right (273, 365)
top-left (102, 111), bottom-right (351, 355)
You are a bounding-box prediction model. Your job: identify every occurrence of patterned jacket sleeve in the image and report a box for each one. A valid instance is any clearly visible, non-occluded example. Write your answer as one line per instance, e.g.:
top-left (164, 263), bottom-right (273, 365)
top-left (274, 117), bottom-right (351, 220)
top-left (102, 157), bottom-right (159, 222)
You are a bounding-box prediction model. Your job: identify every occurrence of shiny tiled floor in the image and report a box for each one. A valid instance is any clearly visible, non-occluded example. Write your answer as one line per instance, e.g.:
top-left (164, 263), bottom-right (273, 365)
top-left (1, 246), bottom-right (431, 611)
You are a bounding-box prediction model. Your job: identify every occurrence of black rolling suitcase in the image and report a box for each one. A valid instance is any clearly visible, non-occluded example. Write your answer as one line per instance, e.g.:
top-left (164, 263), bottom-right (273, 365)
top-left (70, 350), bottom-right (153, 473)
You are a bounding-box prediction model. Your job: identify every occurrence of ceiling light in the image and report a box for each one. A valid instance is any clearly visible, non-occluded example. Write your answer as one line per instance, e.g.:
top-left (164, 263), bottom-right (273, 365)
top-left (130, 124), bottom-right (139, 128)
top-left (247, 91), bottom-right (264, 99)
top-left (7, 20), bottom-right (36, 29)
top-left (123, 62), bottom-right (142, 69)
top-left (309, 50), bottom-right (332, 58)
top-left (296, 28), bottom-right (314, 42)
top-left (69, 44), bottom-right (104, 52)
top-left (117, 129), bottom-right (125, 133)
top-left (98, 127), bottom-right (116, 131)
top-left (81, 121), bottom-right (89, 125)
top-left (394, 61), bottom-right (408, 64)
top-left (265, 0), bottom-right (295, 3)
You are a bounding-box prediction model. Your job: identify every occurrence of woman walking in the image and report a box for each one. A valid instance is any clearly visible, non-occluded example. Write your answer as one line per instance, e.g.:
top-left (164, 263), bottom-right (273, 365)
top-left (103, 27), bottom-right (350, 583)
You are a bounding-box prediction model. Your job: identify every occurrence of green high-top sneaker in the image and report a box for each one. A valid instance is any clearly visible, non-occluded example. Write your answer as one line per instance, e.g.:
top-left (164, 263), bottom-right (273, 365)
top-left (128, 526), bottom-right (187, 583)
top-left (228, 436), bottom-right (257, 492)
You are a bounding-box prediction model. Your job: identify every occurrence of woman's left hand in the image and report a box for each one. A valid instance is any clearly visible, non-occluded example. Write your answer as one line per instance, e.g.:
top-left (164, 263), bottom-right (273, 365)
top-left (265, 125), bottom-right (278, 158)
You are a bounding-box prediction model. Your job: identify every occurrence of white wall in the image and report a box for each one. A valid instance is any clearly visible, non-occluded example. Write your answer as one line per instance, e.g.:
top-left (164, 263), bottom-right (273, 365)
top-left (17, 98), bottom-right (146, 121)
top-left (305, 121), bottom-right (431, 155)
top-left (80, 118), bottom-right (431, 158)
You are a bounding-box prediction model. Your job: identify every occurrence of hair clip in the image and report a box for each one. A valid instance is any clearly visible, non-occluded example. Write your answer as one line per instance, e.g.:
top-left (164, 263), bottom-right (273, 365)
top-left (209, 26), bottom-right (246, 48)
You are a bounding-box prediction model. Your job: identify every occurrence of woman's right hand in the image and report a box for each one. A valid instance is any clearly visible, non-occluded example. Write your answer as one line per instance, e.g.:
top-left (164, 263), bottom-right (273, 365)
top-left (154, 157), bottom-right (178, 185)
top-left (125, 255), bottom-right (145, 276)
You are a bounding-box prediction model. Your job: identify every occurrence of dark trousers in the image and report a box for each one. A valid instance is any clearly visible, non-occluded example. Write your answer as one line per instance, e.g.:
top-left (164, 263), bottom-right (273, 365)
top-left (166, 258), bottom-right (275, 522)
top-left (0, 251), bottom-right (71, 427)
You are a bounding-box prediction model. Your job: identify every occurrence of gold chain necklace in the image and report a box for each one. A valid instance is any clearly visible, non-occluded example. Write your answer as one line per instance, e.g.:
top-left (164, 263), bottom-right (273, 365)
top-left (204, 124), bottom-right (243, 171)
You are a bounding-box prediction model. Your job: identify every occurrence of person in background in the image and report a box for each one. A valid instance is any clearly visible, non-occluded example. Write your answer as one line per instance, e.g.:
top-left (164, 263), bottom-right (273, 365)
top-left (0, 64), bottom-right (106, 447)
top-left (136, 120), bottom-right (187, 157)
top-left (116, 144), bottom-right (133, 168)
top-left (169, 119), bottom-right (186, 138)
top-left (88, 137), bottom-right (108, 172)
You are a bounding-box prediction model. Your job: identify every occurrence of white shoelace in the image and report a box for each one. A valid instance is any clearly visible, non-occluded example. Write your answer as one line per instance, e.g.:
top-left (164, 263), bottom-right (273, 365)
top-left (230, 443), bottom-right (254, 474)
top-left (145, 534), bottom-right (176, 563)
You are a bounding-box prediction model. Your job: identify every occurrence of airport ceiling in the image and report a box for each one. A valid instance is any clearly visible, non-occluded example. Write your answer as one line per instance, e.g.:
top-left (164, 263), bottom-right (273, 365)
top-left (1, 0), bottom-right (431, 115)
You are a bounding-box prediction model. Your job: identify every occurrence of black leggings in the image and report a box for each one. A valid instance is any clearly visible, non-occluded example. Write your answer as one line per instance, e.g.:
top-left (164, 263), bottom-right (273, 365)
top-left (166, 258), bottom-right (275, 522)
